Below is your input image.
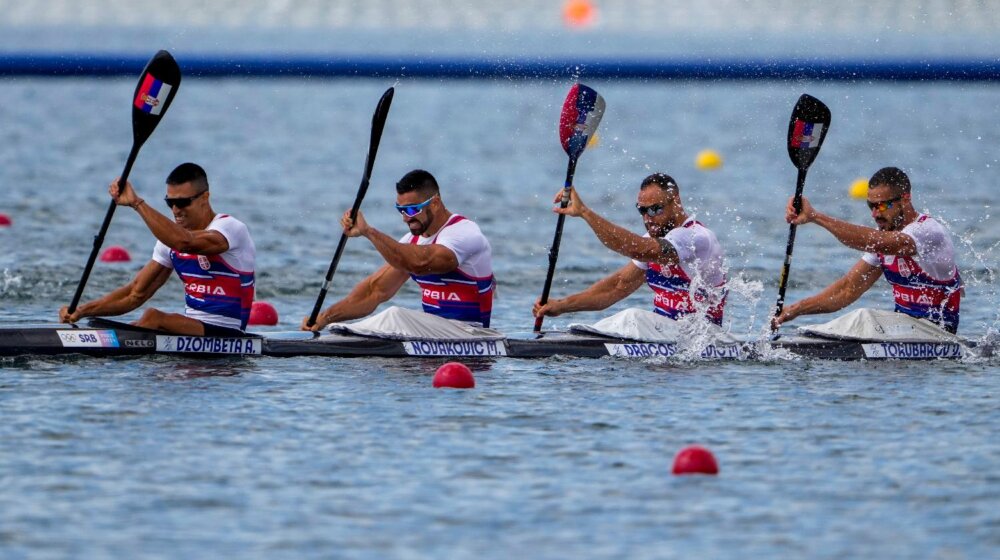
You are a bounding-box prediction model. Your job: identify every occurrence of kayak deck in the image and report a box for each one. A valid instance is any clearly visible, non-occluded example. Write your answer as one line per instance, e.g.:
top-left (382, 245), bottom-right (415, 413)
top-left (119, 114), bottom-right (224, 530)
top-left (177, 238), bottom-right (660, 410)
top-left (0, 319), bottom-right (990, 361)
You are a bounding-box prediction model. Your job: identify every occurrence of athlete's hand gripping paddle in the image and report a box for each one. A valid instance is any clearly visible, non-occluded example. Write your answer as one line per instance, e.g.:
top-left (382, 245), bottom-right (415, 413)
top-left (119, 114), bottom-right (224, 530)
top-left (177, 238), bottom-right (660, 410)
top-left (306, 87), bottom-right (395, 329)
top-left (68, 50), bottom-right (181, 316)
top-left (534, 83), bottom-right (606, 333)
top-left (772, 93), bottom-right (831, 330)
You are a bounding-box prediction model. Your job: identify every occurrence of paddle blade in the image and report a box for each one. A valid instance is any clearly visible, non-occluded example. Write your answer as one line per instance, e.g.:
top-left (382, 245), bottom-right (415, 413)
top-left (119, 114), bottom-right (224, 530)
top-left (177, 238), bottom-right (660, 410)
top-left (787, 93), bottom-right (831, 170)
top-left (131, 50), bottom-right (181, 147)
top-left (359, 87), bottom-right (394, 188)
top-left (559, 83), bottom-right (606, 159)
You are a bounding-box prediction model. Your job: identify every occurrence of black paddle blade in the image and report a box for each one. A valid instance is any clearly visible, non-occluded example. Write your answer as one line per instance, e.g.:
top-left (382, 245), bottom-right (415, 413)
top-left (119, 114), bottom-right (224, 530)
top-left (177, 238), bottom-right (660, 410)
top-left (559, 83), bottom-right (606, 160)
top-left (131, 50), bottom-right (181, 147)
top-left (787, 94), bottom-right (831, 171)
top-left (367, 87), bottom-right (394, 168)
top-left (353, 87), bottom-right (394, 215)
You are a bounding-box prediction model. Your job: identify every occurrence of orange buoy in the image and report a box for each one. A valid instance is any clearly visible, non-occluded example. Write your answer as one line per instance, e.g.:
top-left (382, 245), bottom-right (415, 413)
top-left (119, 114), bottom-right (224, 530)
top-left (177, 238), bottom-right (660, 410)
top-left (433, 362), bottom-right (475, 389)
top-left (100, 246), bottom-right (132, 262)
top-left (249, 301), bottom-right (279, 326)
top-left (562, 0), bottom-right (597, 28)
top-left (672, 445), bottom-right (719, 475)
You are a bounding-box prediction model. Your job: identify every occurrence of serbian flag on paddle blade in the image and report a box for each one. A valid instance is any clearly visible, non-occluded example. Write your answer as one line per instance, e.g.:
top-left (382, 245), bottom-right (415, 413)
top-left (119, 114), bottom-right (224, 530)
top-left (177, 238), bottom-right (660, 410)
top-left (559, 84), bottom-right (601, 152)
top-left (134, 74), bottom-right (172, 116)
top-left (790, 120), bottom-right (823, 149)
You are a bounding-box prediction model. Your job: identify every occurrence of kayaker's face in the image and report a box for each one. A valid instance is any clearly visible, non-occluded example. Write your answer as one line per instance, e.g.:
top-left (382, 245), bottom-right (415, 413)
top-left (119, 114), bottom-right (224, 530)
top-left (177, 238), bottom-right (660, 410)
top-left (867, 184), bottom-right (907, 231)
top-left (396, 191), bottom-right (438, 237)
top-left (165, 181), bottom-right (210, 230)
top-left (637, 186), bottom-right (680, 238)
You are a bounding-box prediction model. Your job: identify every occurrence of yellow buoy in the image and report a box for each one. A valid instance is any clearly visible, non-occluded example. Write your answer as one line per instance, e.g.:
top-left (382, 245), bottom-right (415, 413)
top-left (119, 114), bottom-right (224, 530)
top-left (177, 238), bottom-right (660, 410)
top-left (695, 149), bottom-right (723, 171)
top-left (849, 178), bottom-right (869, 199)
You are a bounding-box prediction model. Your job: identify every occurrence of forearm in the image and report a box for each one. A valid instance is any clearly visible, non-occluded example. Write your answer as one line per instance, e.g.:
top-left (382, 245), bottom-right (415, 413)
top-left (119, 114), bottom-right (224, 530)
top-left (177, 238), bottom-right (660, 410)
top-left (784, 282), bottom-right (858, 320)
top-left (581, 208), bottom-right (660, 261)
top-left (363, 227), bottom-right (434, 274)
top-left (132, 201), bottom-right (198, 251)
top-left (317, 279), bottom-right (389, 325)
top-left (74, 285), bottom-right (147, 318)
top-left (813, 213), bottom-right (894, 253)
top-left (557, 274), bottom-right (635, 312)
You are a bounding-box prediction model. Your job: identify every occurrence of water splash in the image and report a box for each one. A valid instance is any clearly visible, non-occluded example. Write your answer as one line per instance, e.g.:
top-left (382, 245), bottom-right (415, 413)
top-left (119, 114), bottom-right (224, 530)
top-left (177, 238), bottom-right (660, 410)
top-left (0, 268), bottom-right (23, 296)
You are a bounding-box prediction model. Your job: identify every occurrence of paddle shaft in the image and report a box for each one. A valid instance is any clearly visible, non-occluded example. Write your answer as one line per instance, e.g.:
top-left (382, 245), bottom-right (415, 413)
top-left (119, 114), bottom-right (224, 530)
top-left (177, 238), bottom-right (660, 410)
top-left (534, 156), bottom-right (579, 332)
top-left (773, 167), bottom-right (808, 321)
top-left (307, 184), bottom-right (368, 327)
top-left (306, 88), bottom-right (393, 328)
top-left (68, 144), bottom-right (141, 315)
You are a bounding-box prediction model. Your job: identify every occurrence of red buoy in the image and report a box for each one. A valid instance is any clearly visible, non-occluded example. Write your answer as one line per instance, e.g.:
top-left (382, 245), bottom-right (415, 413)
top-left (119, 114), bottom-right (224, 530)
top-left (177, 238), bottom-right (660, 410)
top-left (100, 245), bottom-right (132, 262)
top-left (249, 301), bottom-right (279, 326)
top-left (433, 362), bottom-right (475, 389)
top-left (0, 213), bottom-right (11, 227)
top-left (672, 445), bottom-right (719, 475)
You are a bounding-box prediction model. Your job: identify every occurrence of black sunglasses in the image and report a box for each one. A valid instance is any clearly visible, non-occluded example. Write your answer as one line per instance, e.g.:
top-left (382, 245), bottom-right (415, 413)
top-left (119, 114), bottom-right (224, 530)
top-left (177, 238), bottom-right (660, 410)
top-left (636, 203), bottom-right (665, 217)
top-left (164, 191), bottom-right (206, 209)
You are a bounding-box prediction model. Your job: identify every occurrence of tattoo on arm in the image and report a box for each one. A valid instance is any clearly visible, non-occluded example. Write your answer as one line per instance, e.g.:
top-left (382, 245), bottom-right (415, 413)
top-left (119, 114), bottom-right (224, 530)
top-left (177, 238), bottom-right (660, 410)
top-left (657, 238), bottom-right (677, 259)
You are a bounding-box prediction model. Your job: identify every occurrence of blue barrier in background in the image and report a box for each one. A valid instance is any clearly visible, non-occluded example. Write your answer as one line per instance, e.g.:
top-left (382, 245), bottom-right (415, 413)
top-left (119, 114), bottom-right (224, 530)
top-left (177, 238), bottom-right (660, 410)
top-left (1, 53), bottom-right (998, 80)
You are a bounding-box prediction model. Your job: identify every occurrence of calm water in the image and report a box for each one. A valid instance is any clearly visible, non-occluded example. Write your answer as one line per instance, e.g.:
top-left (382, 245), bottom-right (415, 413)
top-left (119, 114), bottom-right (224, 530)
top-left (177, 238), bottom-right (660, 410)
top-left (1, 78), bottom-right (999, 558)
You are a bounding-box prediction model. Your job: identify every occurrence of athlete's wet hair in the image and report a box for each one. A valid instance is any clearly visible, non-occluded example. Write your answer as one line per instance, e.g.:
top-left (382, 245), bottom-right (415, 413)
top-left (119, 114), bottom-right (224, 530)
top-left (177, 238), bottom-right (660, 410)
top-left (639, 173), bottom-right (679, 193)
top-left (166, 162), bottom-right (209, 192)
top-left (869, 166), bottom-right (910, 195)
top-left (396, 169), bottom-right (440, 197)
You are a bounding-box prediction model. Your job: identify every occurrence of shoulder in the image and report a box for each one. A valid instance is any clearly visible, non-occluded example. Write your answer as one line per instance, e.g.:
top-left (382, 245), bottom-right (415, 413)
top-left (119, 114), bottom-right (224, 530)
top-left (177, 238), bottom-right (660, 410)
top-left (440, 216), bottom-right (488, 241)
top-left (209, 214), bottom-right (249, 232)
top-left (903, 214), bottom-right (949, 244)
top-left (668, 219), bottom-right (717, 245)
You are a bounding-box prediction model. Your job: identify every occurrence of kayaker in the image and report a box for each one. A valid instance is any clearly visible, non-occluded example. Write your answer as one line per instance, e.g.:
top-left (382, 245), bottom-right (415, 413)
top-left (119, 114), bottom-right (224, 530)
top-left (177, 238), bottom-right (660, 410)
top-left (302, 169), bottom-right (496, 330)
top-left (773, 166), bottom-right (963, 333)
top-left (59, 163), bottom-right (256, 336)
top-left (532, 173), bottom-right (728, 324)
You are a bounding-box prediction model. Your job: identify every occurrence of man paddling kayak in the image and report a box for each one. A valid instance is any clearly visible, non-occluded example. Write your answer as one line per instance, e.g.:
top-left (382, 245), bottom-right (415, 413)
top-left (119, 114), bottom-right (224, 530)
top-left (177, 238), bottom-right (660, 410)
top-left (533, 173), bottom-right (727, 324)
top-left (773, 166), bottom-right (963, 333)
top-left (59, 163), bottom-right (256, 336)
top-left (303, 169), bottom-right (496, 330)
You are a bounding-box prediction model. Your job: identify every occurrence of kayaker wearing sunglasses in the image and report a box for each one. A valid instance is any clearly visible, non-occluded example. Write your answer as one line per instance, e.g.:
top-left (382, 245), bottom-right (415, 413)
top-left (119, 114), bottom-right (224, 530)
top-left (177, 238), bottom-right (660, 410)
top-left (532, 173), bottom-right (727, 325)
top-left (774, 166), bottom-right (963, 333)
top-left (303, 169), bottom-right (495, 330)
top-left (59, 163), bottom-right (256, 336)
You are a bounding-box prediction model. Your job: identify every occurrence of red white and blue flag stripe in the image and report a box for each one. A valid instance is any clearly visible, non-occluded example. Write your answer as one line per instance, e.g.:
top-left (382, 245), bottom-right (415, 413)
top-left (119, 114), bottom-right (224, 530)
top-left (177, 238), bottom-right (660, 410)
top-left (134, 74), bottom-right (172, 116)
top-left (559, 83), bottom-right (604, 153)
top-left (790, 120), bottom-right (823, 149)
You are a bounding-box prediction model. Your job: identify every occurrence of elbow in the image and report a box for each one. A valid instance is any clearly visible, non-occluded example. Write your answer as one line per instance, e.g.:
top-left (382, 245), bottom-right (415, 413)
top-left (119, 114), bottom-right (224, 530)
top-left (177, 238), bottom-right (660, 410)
top-left (172, 239), bottom-right (198, 254)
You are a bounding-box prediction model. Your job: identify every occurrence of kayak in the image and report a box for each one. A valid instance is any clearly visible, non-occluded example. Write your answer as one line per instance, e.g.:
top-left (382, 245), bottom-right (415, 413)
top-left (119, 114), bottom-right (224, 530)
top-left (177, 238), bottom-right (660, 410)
top-left (0, 318), bottom-right (991, 361)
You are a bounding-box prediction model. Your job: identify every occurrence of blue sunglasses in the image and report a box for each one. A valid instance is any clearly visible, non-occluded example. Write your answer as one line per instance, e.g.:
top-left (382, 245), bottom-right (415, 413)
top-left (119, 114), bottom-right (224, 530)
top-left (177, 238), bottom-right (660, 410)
top-left (396, 195), bottom-right (437, 217)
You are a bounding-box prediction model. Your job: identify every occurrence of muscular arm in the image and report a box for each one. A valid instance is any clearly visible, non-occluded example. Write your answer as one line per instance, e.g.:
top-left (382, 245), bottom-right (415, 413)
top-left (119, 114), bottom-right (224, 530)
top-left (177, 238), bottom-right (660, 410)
top-left (307, 264), bottom-right (410, 329)
top-left (775, 259), bottom-right (882, 326)
top-left (788, 195), bottom-right (916, 256)
top-left (812, 213), bottom-right (916, 256)
top-left (134, 201), bottom-right (230, 255)
top-left (60, 261), bottom-right (172, 322)
top-left (534, 263), bottom-right (646, 317)
top-left (580, 207), bottom-right (679, 266)
top-left (113, 179), bottom-right (230, 255)
top-left (362, 227), bottom-right (459, 275)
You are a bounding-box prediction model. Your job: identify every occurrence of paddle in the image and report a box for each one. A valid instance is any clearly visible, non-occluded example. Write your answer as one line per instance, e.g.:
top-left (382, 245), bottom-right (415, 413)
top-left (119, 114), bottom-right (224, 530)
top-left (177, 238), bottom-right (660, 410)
top-left (772, 93), bottom-right (831, 329)
top-left (306, 87), bottom-right (395, 329)
top-left (67, 50), bottom-right (181, 315)
top-left (534, 83), bottom-right (606, 333)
